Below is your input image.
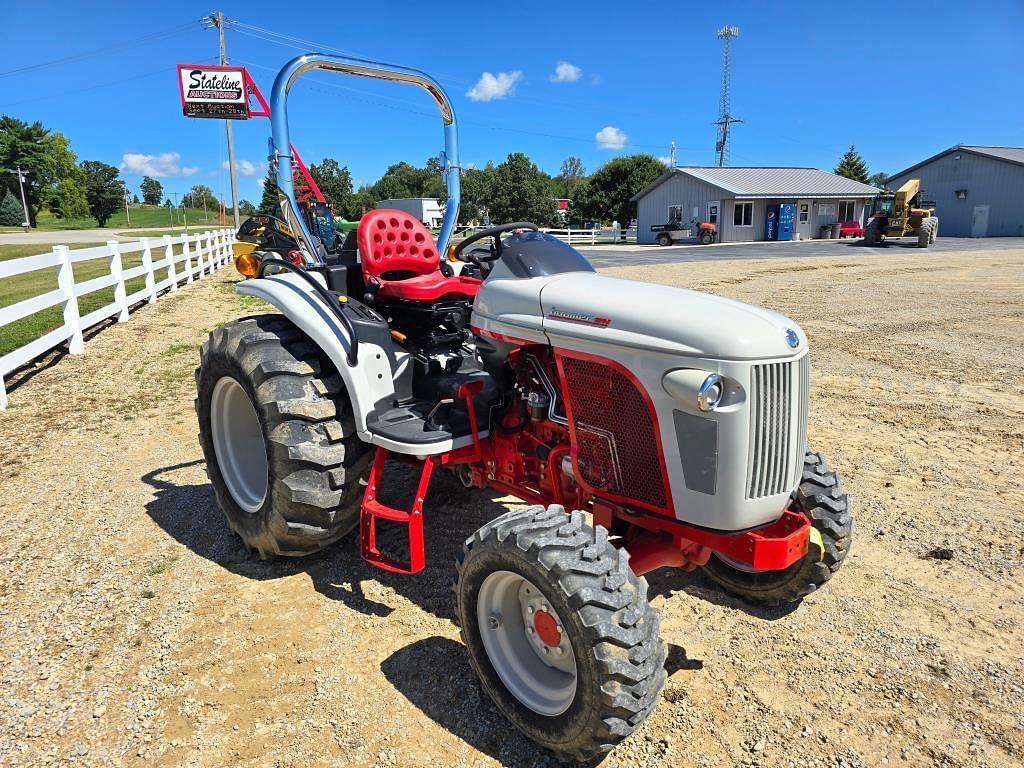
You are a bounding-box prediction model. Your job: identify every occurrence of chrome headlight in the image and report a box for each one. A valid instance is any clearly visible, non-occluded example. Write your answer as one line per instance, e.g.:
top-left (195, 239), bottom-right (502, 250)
top-left (696, 373), bottom-right (724, 412)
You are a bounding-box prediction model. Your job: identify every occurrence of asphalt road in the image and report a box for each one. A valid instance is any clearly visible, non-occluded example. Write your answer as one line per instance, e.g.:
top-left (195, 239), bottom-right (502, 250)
top-left (576, 236), bottom-right (1024, 268)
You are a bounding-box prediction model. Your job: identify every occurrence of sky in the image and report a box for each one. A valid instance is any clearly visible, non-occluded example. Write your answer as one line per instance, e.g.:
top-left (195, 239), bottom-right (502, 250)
top-left (2, 0), bottom-right (1022, 206)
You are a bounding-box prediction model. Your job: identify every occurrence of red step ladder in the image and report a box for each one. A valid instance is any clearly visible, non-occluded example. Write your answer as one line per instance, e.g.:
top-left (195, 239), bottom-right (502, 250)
top-left (360, 450), bottom-right (437, 575)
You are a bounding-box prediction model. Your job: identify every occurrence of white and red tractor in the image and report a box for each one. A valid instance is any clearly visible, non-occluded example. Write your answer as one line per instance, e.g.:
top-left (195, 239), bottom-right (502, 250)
top-left (194, 54), bottom-right (852, 762)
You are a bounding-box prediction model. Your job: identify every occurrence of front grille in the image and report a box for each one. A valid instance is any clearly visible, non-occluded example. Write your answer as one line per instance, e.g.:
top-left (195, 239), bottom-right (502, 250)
top-left (559, 357), bottom-right (670, 512)
top-left (747, 355), bottom-right (808, 499)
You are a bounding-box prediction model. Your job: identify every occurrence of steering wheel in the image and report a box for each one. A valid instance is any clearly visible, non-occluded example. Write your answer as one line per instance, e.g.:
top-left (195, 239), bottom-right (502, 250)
top-left (452, 222), bottom-right (539, 267)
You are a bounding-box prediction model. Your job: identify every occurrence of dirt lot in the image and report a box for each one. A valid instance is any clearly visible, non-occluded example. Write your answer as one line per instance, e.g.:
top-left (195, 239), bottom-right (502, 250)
top-left (1, 248), bottom-right (1022, 768)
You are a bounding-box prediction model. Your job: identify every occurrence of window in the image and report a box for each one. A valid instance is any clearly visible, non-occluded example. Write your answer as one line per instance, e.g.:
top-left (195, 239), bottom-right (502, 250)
top-left (733, 201), bottom-right (753, 227)
top-left (838, 200), bottom-right (856, 222)
top-left (799, 203), bottom-right (809, 223)
top-left (668, 205), bottom-right (683, 225)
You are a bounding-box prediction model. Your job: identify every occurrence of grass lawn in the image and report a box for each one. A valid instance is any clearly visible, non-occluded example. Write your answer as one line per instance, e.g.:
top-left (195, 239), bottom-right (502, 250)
top-left (0, 205), bottom-right (221, 233)
top-left (0, 242), bottom-right (169, 358)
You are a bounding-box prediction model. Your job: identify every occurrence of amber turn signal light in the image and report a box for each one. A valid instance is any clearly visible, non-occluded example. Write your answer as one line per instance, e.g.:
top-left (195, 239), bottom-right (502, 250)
top-left (235, 252), bottom-right (259, 277)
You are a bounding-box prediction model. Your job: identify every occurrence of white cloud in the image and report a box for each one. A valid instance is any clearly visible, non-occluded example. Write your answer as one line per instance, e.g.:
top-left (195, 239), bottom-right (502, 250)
top-left (256, 177), bottom-right (266, 188)
top-left (595, 126), bottom-right (628, 150)
top-left (221, 159), bottom-right (260, 177)
top-left (466, 71), bottom-right (522, 101)
top-left (657, 156), bottom-right (673, 166)
top-left (549, 61), bottom-right (582, 83)
top-left (120, 151), bottom-right (196, 177)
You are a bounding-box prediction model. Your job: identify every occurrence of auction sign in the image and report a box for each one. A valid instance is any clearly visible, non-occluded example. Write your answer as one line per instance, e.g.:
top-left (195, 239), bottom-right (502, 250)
top-left (177, 64), bottom-right (250, 119)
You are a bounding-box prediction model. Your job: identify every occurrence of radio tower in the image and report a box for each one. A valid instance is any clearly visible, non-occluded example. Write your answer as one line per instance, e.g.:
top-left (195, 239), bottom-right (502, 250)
top-left (714, 25), bottom-right (742, 167)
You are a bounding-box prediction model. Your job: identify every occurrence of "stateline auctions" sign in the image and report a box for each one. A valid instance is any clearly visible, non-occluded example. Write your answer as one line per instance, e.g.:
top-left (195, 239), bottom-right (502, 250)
top-left (177, 64), bottom-right (250, 120)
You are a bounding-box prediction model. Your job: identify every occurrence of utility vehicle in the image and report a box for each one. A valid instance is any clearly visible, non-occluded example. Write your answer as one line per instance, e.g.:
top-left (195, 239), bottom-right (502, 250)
top-left (195, 54), bottom-right (853, 762)
top-left (651, 216), bottom-right (717, 245)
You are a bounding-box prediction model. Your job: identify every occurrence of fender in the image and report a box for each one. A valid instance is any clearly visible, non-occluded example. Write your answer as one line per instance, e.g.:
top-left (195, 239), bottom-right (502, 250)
top-left (236, 273), bottom-right (393, 439)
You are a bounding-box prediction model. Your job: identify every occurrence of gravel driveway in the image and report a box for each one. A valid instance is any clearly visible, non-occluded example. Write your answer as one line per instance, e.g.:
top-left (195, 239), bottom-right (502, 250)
top-left (0, 248), bottom-right (1021, 767)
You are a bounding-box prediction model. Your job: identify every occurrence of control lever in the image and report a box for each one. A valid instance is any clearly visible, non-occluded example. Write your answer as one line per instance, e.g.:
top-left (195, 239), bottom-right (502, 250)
top-left (425, 398), bottom-right (455, 431)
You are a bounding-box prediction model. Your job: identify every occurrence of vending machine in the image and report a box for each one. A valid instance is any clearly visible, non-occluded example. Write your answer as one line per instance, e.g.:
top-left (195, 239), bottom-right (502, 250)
top-left (778, 203), bottom-right (795, 241)
top-left (764, 204), bottom-right (779, 240)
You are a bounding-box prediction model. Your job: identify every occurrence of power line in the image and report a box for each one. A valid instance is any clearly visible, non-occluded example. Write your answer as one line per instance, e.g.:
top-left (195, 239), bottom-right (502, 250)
top-left (0, 22), bottom-right (197, 79)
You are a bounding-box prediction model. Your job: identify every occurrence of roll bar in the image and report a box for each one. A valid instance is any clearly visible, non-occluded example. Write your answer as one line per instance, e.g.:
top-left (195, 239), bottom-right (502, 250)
top-left (269, 54), bottom-right (461, 264)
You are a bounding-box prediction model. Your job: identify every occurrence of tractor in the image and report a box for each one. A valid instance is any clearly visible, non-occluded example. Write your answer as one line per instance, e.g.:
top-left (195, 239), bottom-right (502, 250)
top-left (863, 178), bottom-right (938, 247)
top-left (195, 53), bottom-right (853, 762)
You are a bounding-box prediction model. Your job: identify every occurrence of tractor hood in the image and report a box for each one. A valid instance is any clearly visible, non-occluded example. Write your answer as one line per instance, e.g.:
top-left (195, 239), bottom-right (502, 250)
top-left (539, 272), bottom-right (805, 361)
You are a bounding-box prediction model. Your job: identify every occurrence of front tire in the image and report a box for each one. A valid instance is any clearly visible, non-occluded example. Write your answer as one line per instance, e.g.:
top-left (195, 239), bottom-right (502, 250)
top-left (195, 315), bottom-right (372, 557)
top-left (456, 506), bottom-right (666, 762)
top-left (699, 231), bottom-right (714, 245)
top-left (702, 451), bottom-right (852, 605)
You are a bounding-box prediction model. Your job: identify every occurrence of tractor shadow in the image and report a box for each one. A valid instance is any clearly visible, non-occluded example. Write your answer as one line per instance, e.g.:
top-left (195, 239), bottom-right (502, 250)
top-left (142, 459), bottom-right (799, 622)
top-left (643, 567), bottom-right (801, 620)
top-left (141, 459), bottom-right (523, 622)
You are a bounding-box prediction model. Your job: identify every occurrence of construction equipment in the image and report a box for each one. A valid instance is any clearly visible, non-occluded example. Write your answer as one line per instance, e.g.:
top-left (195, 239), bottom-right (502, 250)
top-left (194, 53), bottom-right (853, 762)
top-left (863, 178), bottom-right (938, 247)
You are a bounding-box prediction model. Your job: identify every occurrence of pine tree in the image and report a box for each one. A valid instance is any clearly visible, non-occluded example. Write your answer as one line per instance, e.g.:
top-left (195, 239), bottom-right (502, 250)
top-left (258, 167), bottom-right (280, 215)
top-left (834, 145), bottom-right (870, 183)
top-left (0, 189), bottom-right (25, 225)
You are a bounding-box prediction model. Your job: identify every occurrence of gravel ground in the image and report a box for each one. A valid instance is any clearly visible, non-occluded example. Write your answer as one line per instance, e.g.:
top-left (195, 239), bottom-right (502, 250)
top-left (0, 248), bottom-right (1022, 767)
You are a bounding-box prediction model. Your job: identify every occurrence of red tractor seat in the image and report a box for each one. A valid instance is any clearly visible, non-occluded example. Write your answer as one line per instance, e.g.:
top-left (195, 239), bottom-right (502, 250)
top-left (357, 209), bottom-right (480, 302)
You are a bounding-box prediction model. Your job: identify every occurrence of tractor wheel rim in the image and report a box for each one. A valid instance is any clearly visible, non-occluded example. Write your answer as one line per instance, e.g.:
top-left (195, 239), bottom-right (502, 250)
top-left (210, 376), bottom-right (269, 514)
top-left (477, 570), bottom-right (577, 716)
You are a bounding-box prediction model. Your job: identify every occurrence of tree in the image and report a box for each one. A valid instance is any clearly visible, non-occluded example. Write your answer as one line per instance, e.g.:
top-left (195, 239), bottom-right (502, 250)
top-left (132, 193), bottom-right (140, 205)
top-left (459, 161), bottom-right (497, 224)
top-left (0, 189), bottom-right (25, 226)
top-left (868, 171), bottom-right (888, 189)
top-left (370, 160), bottom-right (444, 201)
top-left (48, 168), bottom-right (90, 220)
top-left (553, 156), bottom-right (586, 198)
top-left (0, 116), bottom-right (78, 226)
top-left (183, 184), bottom-right (218, 210)
top-left (834, 145), bottom-right (870, 183)
top-left (309, 158), bottom-right (354, 218)
top-left (80, 161), bottom-right (124, 227)
top-left (350, 187), bottom-right (377, 219)
top-left (239, 199), bottom-right (256, 217)
top-left (258, 167), bottom-right (280, 215)
top-left (140, 176), bottom-right (163, 205)
top-left (573, 154), bottom-right (665, 226)
top-left (488, 152), bottom-right (558, 226)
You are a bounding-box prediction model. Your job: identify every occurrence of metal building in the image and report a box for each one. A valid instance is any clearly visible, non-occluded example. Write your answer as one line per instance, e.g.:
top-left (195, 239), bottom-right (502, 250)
top-left (885, 145), bottom-right (1024, 238)
top-left (632, 167), bottom-right (880, 244)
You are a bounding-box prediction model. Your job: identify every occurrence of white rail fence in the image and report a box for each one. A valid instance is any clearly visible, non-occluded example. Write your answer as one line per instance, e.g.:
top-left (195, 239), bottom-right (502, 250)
top-left (0, 229), bottom-right (235, 410)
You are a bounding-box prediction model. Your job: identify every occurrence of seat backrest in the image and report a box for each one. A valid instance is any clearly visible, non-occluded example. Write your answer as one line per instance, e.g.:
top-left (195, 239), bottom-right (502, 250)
top-left (357, 209), bottom-right (439, 279)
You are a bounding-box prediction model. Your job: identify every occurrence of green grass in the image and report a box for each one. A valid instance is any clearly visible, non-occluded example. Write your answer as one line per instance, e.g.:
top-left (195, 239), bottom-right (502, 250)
top-left (0, 205), bottom-right (220, 233)
top-left (0, 242), bottom-right (160, 358)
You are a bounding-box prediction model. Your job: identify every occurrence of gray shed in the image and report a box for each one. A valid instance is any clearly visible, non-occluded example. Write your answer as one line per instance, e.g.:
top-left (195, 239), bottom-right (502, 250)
top-left (885, 145), bottom-right (1024, 237)
top-left (631, 167), bottom-right (880, 244)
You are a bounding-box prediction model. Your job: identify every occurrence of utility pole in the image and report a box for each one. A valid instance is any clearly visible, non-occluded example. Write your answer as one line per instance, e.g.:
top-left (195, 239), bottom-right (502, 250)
top-left (14, 166), bottom-right (30, 227)
top-left (669, 141), bottom-right (677, 167)
top-left (714, 26), bottom-right (742, 167)
top-left (211, 11), bottom-right (241, 229)
top-left (171, 192), bottom-right (179, 228)
top-left (123, 187), bottom-right (131, 225)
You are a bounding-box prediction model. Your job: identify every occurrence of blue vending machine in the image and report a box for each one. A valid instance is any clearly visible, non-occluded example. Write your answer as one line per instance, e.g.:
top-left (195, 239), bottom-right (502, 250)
top-left (764, 204), bottom-right (779, 240)
top-left (778, 203), bottom-right (795, 241)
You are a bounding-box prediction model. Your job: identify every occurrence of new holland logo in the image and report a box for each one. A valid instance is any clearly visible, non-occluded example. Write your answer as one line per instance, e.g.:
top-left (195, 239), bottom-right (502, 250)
top-left (785, 328), bottom-right (800, 348)
top-left (548, 308), bottom-right (611, 328)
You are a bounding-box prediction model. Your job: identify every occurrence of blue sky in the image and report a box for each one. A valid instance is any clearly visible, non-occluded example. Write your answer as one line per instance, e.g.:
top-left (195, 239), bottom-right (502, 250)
top-left (2, 0), bottom-right (1022, 205)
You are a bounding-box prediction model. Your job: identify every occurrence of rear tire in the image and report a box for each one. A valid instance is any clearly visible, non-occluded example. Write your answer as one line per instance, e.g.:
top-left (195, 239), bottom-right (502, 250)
top-left (456, 505), bottom-right (666, 762)
top-left (701, 450), bottom-right (852, 605)
top-left (655, 232), bottom-right (672, 246)
top-left (195, 315), bottom-right (372, 557)
top-left (699, 231), bottom-right (714, 245)
top-left (930, 217), bottom-right (938, 242)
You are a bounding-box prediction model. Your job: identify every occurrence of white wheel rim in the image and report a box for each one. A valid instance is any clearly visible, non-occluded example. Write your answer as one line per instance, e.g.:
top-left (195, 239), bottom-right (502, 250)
top-left (210, 376), bottom-right (269, 513)
top-left (477, 570), bottom-right (577, 716)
